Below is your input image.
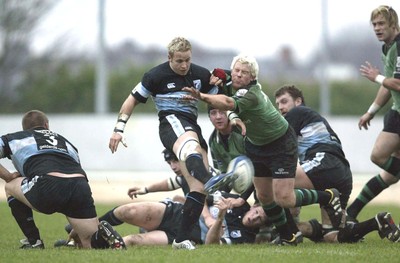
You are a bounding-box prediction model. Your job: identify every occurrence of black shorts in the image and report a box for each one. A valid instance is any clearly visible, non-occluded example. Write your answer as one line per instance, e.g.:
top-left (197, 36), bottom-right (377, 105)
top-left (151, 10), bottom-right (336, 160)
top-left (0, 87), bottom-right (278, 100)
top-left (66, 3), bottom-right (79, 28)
top-left (302, 152), bottom-right (353, 208)
top-left (159, 114), bottom-right (208, 152)
top-left (158, 200), bottom-right (202, 244)
top-left (22, 175), bottom-right (97, 218)
top-left (383, 109), bottom-right (400, 135)
top-left (245, 126), bottom-right (298, 179)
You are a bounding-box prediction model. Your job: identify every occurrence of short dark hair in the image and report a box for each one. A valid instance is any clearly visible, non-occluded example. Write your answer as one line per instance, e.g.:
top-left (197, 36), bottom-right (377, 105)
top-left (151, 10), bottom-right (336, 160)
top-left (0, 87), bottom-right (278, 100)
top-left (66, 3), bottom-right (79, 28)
top-left (22, 110), bottom-right (48, 130)
top-left (274, 85), bottom-right (306, 105)
top-left (162, 148), bottom-right (178, 162)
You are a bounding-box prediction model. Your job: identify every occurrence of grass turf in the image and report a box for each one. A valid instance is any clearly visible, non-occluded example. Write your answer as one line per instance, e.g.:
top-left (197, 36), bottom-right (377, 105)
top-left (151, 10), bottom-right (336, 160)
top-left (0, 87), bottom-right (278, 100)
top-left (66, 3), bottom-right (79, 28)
top-left (0, 202), bottom-right (399, 263)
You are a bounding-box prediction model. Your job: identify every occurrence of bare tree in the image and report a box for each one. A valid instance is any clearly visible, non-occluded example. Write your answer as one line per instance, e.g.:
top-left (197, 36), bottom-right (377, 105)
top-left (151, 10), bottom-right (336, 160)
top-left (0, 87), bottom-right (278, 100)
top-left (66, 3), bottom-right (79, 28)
top-left (0, 0), bottom-right (57, 101)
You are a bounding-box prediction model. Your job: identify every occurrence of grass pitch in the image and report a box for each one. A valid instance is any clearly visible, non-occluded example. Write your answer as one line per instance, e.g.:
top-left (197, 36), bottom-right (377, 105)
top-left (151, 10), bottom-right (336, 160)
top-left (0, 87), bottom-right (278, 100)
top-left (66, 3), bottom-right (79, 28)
top-left (0, 202), bottom-right (399, 263)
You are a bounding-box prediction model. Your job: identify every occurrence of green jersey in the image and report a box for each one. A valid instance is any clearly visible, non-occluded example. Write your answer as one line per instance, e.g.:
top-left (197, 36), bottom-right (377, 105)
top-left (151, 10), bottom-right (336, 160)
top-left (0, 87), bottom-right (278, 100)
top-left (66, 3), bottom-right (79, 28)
top-left (382, 34), bottom-right (400, 112)
top-left (209, 126), bottom-right (245, 173)
top-left (232, 82), bottom-right (288, 145)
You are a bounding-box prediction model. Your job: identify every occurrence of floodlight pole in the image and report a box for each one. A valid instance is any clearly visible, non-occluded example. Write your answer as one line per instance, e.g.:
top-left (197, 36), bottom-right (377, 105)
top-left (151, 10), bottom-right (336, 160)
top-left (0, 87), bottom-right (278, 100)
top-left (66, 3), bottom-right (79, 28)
top-left (95, 0), bottom-right (108, 113)
top-left (319, 0), bottom-right (330, 116)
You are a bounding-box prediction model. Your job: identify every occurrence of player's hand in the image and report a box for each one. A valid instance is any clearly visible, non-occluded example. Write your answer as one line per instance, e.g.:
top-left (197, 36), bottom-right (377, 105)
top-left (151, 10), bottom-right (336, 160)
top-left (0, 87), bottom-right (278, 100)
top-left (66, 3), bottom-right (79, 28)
top-left (360, 61), bottom-right (380, 82)
top-left (109, 132), bottom-right (127, 153)
top-left (127, 186), bottom-right (147, 199)
top-left (225, 197), bottom-right (245, 208)
top-left (230, 118), bottom-right (246, 136)
top-left (214, 197), bottom-right (229, 214)
top-left (182, 87), bottom-right (201, 100)
top-left (210, 68), bottom-right (226, 87)
top-left (358, 112), bottom-right (374, 130)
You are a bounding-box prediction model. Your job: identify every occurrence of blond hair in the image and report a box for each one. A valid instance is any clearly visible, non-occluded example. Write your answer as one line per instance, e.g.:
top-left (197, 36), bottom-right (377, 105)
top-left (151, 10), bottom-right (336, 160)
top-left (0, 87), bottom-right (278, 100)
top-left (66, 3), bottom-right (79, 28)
top-left (230, 54), bottom-right (259, 79)
top-left (167, 37), bottom-right (192, 57)
top-left (371, 5), bottom-right (400, 31)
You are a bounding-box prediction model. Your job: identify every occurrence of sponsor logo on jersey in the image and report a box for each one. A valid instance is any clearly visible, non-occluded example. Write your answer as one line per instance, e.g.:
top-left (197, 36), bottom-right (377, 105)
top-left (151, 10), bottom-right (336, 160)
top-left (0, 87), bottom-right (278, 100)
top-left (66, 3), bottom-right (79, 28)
top-left (167, 83), bottom-right (176, 89)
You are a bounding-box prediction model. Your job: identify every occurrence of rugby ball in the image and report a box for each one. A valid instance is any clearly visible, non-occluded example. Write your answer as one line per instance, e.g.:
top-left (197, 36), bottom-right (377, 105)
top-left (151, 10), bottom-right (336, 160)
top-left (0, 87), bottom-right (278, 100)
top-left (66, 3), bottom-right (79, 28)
top-left (227, 155), bottom-right (254, 194)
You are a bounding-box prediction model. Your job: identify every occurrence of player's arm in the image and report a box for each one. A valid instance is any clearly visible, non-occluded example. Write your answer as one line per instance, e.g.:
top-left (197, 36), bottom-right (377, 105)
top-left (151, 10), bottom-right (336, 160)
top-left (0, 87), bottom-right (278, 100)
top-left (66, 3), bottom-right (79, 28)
top-left (183, 87), bottom-right (235, 111)
top-left (109, 93), bottom-right (141, 153)
top-left (0, 164), bottom-right (20, 183)
top-left (205, 197), bottom-right (229, 244)
top-left (358, 86), bottom-right (391, 130)
top-left (202, 200), bottom-right (216, 228)
top-left (127, 175), bottom-right (183, 199)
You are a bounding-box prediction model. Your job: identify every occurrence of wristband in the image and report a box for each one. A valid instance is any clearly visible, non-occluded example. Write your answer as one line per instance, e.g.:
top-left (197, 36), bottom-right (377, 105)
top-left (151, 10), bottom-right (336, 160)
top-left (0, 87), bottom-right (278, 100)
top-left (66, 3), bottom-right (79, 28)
top-left (114, 113), bottom-right (129, 133)
top-left (367, 103), bottom-right (381, 115)
top-left (227, 110), bottom-right (239, 121)
top-left (374, 74), bottom-right (386, 85)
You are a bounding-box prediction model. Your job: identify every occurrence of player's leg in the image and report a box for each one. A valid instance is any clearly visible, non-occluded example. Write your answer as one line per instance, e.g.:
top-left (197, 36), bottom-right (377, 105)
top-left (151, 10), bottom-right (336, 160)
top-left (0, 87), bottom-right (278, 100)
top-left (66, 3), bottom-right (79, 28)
top-left (5, 177), bottom-right (43, 249)
top-left (124, 230), bottom-right (169, 246)
top-left (338, 212), bottom-right (400, 243)
top-left (102, 202), bottom-right (166, 230)
top-left (254, 176), bottom-right (296, 245)
top-left (171, 130), bottom-right (209, 249)
top-left (370, 111), bottom-right (400, 176)
top-left (348, 118), bottom-right (400, 220)
top-left (347, 170), bottom-right (394, 221)
top-left (67, 217), bottom-right (99, 248)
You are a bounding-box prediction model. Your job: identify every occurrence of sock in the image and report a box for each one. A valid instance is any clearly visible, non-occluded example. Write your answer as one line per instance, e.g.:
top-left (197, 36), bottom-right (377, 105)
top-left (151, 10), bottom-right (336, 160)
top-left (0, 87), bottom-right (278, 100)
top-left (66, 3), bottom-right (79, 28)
top-left (308, 219), bottom-right (324, 242)
top-left (337, 219), bottom-right (375, 243)
top-left (347, 174), bottom-right (389, 219)
top-left (284, 208), bottom-right (300, 234)
top-left (294, 189), bottom-right (319, 206)
top-left (8, 196), bottom-right (41, 243)
top-left (262, 202), bottom-right (293, 240)
top-left (90, 230), bottom-right (109, 249)
top-left (381, 156), bottom-right (400, 177)
top-left (175, 191), bottom-right (206, 242)
top-left (98, 207), bottom-right (123, 226)
top-left (185, 154), bottom-right (211, 184)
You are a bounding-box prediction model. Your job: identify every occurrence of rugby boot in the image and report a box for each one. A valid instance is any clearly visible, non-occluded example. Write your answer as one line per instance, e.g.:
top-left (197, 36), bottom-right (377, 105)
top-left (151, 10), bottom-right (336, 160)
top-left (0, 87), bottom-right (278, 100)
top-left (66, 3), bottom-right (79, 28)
top-left (98, 220), bottom-right (126, 250)
top-left (375, 212), bottom-right (400, 242)
top-left (323, 188), bottom-right (344, 228)
top-left (172, 239), bottom-right (196, 250)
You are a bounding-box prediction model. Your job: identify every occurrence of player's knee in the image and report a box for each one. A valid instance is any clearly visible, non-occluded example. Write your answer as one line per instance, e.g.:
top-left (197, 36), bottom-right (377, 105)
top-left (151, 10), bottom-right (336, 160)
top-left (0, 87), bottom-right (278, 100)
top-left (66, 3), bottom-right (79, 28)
top-left (274, 192), bottom-right (295, 208)
top-left (177, 138), bottom-right (201, 161)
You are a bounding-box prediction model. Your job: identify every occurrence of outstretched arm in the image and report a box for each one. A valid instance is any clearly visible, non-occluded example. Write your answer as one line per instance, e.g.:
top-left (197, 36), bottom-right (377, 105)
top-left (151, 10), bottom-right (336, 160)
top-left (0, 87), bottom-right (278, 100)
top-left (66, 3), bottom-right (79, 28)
top-left (127, 177), bottom-right (181, 199)
top-left (183, 87), bottom-right (235, 111)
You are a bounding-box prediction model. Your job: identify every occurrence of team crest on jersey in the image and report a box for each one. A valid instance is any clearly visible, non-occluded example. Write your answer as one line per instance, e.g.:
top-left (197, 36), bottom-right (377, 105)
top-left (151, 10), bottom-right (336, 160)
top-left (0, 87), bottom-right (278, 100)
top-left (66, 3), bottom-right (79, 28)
top-left (167, 83), bottom-right (176, 89)
top-left (230, 230), bottom-right (242, 238)
top-left (193, 79), bottom-right (201, 90)
top-left (235, 89), bottom-right (248, 97)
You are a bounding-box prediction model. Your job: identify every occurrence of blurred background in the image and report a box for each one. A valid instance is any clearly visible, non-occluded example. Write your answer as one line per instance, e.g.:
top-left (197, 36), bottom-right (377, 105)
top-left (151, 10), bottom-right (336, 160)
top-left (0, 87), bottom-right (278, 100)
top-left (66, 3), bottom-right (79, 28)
top-left (0, 0), bottom-right (397, 176)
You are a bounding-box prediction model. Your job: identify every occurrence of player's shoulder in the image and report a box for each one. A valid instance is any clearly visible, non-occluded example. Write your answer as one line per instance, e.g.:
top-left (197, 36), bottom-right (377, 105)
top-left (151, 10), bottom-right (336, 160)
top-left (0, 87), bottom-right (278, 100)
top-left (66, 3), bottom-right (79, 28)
top-left (190, 63), bottom-right (212, 77)
top-left (146, 61), bottom-right (170, 75)
top-left (288, 105), bottom-right (314, 116)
